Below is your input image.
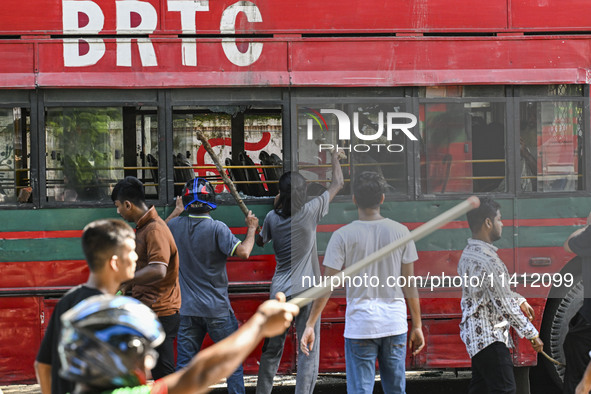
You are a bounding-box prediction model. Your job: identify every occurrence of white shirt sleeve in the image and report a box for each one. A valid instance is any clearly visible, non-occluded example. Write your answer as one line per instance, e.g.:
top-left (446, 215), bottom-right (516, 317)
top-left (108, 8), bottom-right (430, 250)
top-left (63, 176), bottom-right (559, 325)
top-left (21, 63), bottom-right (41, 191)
top-left (323, 231), bottom-right (346, 271)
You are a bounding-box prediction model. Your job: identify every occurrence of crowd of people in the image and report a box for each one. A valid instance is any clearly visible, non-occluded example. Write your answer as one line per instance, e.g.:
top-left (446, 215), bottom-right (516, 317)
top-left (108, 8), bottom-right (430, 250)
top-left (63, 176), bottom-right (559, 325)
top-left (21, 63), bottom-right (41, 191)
top-left (30, 150), bottom-right (591, 394)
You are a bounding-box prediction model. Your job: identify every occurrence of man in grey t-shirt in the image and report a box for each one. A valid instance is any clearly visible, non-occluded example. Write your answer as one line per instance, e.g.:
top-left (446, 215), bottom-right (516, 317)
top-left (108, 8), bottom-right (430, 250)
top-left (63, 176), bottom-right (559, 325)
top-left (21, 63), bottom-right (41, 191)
top-left (256, 150), bottom-right (344, 394)
top-left (167, 178), bottom-right (259, 394)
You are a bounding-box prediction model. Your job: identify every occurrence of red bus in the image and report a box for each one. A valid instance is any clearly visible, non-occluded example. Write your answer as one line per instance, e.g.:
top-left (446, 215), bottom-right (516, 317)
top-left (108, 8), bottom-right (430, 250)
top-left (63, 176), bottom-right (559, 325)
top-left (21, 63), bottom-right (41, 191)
top-left (0, 0), bottom-right (589, 388)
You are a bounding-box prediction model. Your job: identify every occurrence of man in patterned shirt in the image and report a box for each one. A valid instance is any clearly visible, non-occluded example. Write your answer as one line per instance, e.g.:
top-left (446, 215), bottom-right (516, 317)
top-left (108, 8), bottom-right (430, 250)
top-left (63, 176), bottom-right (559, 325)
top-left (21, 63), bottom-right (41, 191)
top-left (458, 197), bottom-right (543, 393)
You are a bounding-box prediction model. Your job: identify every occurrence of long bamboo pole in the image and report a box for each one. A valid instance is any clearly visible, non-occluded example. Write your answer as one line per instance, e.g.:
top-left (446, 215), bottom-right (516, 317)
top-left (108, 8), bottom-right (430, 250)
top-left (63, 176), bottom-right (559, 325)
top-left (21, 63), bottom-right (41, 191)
top-left (196, 131), bottom-right (250, 217)
top-left (289, 196), bottom-right (481, 308)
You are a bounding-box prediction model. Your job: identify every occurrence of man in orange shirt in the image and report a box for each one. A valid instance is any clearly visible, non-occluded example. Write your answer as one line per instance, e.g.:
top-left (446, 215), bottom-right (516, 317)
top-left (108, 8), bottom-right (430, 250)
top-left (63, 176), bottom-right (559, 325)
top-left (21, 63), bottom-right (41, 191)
top-left (112, 176), bottom-right (181, 379)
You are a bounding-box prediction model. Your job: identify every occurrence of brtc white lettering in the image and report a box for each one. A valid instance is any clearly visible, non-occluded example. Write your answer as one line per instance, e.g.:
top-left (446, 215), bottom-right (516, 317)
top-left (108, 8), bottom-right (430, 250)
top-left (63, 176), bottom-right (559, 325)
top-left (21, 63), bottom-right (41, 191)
top-left (62, 0), bottom-right (264, 68)
top-left (220, 1), bottom-right (263, 67)
top-left (167, 1), bottom-right (209, 66)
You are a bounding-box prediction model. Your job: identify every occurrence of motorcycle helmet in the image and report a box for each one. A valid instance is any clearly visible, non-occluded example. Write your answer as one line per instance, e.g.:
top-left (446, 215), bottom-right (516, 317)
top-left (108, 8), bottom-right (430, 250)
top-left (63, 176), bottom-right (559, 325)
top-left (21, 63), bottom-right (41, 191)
top-left (58, 295), bottom-right (165, 390)
top-left (181, 177), bottom-right (217, 213)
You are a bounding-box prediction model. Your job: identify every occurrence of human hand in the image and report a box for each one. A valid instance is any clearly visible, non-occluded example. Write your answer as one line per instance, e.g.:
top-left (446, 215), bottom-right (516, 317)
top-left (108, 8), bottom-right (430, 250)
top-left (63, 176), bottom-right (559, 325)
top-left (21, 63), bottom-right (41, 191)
top-left (576, 382), bottom-right (591, 394)
top-left (530, 337), bottom-right (544, 353)
top-left (520, 301), bottom-right (535, 321)
top-left (174, 195), bottom-right (184, 212)
top-left (245, 210), bottom-right (259, 229)
top-left (331, 148), bottom-right (346, 161)
top-left (300, 326), bottom-right (316, 357)
top-left (257, 292), bottom-right (299, 338)
top-left (165, 196), bottom-right (184, 223)
top-left (409, 326), bottom-right (425, 356)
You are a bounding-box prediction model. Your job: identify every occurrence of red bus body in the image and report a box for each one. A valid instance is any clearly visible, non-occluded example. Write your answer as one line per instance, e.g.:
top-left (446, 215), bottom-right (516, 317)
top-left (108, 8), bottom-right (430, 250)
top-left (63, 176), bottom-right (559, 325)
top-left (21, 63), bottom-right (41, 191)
top-left (0, 0), bottom-right (589, 384)
top-left (0, 0), bottom-right (589, 88)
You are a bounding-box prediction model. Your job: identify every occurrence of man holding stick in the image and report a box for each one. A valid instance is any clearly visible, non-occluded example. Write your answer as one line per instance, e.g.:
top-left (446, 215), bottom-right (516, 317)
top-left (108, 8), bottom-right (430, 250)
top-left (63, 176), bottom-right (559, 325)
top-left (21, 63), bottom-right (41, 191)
top-left (300, 171), bottom-right (424, 394)
top-left (458, 197), bottom-right (543, 393)
top-left (167, 177), bottom-right (259, 394)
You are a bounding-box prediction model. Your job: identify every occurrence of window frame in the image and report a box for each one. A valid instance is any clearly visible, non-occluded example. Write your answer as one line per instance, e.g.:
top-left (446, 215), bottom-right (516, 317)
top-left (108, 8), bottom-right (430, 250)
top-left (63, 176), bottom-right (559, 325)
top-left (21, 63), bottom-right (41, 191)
top-left (0, 85), bottom-right (587, 209)
top-left (512, 86), bottom-right (590, 197)
top-left (415, 95), bottom-right (511, 199)
top-left (0, 90), bottom-right (34, 208)
top-left (39, 89), bottom-right (161, 208)
top-left (169, 88), bottom-right (289, 204)
top-left (290, 88), bottom-right (415, 203)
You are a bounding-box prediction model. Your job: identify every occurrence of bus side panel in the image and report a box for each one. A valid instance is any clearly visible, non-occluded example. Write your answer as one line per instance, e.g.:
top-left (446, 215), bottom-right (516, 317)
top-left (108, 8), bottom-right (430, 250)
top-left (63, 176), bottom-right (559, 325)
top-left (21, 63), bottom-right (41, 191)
top-left (226, 255), bottom-right (276, 284)
top-left (422, 318), bottom-right (470, 368)
top-left (0, 260), bottom-right (88, 288)
top-left (7, 0), bottom-right (591, 35)
top-left (230, 294), bottom-right (296, 374)
top-left (0, 42), bottom-right (35, 88)
top-left (0, 297), bottom-right (42, 383)
top-left (0, 0), bottom-right (508, 35)
top-left (511, 0), bottom-right (591, 30)
top-left (512, 297), bottom-right (545, 366)
top-left (36, 40), bottom-right (290, 89)
top-left (319, 322), bottom-right (346, 372)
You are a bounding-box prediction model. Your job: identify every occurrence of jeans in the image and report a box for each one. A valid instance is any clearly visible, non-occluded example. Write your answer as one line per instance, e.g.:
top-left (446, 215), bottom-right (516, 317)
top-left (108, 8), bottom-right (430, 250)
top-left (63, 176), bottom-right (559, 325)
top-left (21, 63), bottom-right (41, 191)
top-left (177, 312), bottom-right (244, 394)
top-left (256, 302), bottom-right (320, 394)
top-left (151, 312), bottom-right (180, 380)
top-left (344, 333), bottom-right (407, 394)
top-left (469, 341), bottom-right (516, 394)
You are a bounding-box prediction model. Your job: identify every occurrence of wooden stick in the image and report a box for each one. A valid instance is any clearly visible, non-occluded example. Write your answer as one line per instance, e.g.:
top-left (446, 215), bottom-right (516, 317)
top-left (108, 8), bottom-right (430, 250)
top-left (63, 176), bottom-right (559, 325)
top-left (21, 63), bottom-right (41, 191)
top-left (196, 131), bottom-right (250, 217)
top-left (542, 350), bottom-right (564, 366)
top-left (540, 350), bottom-right (564, 366)
top-left (290, 196), bottom-right (481, 308)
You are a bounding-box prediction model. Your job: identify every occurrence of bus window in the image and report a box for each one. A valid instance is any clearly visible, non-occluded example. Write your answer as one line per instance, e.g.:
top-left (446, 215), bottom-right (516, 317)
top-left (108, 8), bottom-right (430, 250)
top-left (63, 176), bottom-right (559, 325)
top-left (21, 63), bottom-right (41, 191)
top-left (244, 112), bottom-right (283, 196)
top-left (45, 106), bottom-right (159, 203)
top-left (172, 107), bottom-right (282, 198)
top-left (45, 107), bottom-right (123, 202)
top-left (0, 108), bottom-right (30, 204)
top-left (133, 109), bottom-right (158, 198)
top-left (296, 103), bottom-right (409, 197)
top-left (419, 100), bottom-right (506, 194)
top-left (519, 100), bottom-right (584, 192)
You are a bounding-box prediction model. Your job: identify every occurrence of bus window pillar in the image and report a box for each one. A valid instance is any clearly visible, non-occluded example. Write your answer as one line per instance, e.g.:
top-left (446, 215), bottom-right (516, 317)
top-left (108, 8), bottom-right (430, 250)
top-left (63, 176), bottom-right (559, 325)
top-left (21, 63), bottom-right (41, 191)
top-left (123, 107), bottom-right (137, 179)
top-left (231, 112), bottom-right (245, 163)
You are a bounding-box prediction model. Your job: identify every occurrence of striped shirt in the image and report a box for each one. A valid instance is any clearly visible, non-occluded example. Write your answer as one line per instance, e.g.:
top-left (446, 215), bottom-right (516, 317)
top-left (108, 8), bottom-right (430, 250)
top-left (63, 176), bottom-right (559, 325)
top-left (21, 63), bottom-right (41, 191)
top-left (458, 238), bottom-right (538, 358)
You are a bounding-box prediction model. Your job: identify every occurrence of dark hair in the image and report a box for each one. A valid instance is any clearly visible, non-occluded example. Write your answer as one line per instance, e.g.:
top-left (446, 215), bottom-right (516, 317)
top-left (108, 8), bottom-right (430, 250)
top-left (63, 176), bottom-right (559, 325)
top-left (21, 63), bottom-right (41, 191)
top-left (111, 176), bottom-right (145, 206)
top-left (353, 171), bottom-right (386, 209)
top-left (275, 172), bottom-right (307, 218)
top-left (466, 196), bottom-right (500, 233)
top-left (82, 219), bottom-right (135, 272)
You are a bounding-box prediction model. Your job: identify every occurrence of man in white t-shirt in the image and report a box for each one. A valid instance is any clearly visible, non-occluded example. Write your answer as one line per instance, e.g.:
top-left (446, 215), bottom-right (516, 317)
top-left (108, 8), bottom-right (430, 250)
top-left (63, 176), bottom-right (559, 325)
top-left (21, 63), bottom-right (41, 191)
top-left (300, 171), bottom-right (424, 394)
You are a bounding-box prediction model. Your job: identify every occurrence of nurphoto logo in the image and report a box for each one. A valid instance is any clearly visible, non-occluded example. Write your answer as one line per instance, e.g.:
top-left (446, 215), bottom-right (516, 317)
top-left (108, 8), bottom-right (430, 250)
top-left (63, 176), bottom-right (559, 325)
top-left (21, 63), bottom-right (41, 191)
top-left (303, 107), bottom-right (418, 153)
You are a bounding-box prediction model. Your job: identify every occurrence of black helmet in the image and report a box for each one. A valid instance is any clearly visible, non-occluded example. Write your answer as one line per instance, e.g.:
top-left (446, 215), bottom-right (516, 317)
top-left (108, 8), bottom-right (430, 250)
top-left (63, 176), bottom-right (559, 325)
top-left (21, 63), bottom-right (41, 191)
top-left (58, 295), bottom-right (165, 390)
top-left (182, 177), bottom-right (217, 213)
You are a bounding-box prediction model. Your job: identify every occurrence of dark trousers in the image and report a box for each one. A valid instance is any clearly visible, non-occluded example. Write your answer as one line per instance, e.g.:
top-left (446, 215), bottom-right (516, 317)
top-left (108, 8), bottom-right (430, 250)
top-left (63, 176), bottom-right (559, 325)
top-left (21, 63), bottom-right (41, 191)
top-left (469, 342), bottom-right (516, 394)
top-left (563, 312), bottom-right (591, 394)
top-left (151, 312), bottom-right (180, 380)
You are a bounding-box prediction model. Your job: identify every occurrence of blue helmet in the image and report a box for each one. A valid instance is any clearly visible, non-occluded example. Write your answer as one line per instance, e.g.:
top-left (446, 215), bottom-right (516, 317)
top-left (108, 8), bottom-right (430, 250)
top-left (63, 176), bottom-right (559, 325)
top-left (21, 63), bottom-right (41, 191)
top-left (182, 177), bottom-right (217, 213)
top-left (58, 295), bottom-right (165, 390)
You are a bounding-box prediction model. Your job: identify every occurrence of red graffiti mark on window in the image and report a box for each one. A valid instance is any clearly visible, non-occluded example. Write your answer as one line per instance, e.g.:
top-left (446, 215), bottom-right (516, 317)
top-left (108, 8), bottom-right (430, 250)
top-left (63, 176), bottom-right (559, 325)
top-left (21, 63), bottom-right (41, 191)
top-left (194, 132), bottom-right (272, 193)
